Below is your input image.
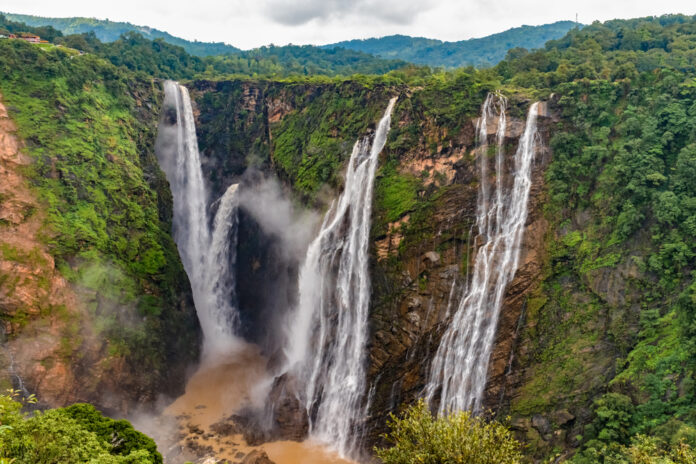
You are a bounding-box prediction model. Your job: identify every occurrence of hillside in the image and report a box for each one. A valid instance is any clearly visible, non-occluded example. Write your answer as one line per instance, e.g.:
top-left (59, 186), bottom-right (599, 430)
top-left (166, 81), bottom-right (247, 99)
top-left (4, 12), bottom-right (579, 70)
top-left (0, 14), bottom-right (408, 79)
top-left (4, 12), bottom-right (240, 56)
top-left (327, 21), bottom-right (580, 68)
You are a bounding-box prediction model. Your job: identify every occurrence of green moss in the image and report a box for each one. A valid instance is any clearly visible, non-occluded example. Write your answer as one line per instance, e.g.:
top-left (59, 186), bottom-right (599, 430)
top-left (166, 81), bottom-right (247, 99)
top-left (0, 39), bottom-right (198, 392)
top-left (375, 162), bottom-right (421, 223)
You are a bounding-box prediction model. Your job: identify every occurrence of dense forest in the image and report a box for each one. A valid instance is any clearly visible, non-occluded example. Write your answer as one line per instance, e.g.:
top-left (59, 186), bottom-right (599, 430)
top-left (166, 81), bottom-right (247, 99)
top-left (327, 20), bottom-right (579, 68)
top-left (5, 12), bottom-right (242, 56)
top-left (1, 13), bottom-right (580, 73)
top-left (1, 9), bottom-right (696, 464)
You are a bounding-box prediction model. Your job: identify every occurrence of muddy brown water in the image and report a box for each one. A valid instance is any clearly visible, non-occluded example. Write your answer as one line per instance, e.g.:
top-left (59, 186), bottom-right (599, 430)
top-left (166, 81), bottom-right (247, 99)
top-left (159, 342), bottom-right (355, 464)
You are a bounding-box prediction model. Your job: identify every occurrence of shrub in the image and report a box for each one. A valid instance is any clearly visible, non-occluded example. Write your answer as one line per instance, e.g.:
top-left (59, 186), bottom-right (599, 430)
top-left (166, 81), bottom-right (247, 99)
top-left (375, 400), bottom-right (522, 464)
top-left (0, 391), bottom-right (161, 464)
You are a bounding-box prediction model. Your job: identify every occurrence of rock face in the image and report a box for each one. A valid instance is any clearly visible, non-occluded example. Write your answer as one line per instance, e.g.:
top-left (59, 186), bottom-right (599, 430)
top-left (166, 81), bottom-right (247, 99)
top-left (364, 97), bottom-right (557, 447)
top-left (190, 81), bottom-right (569, 457)
top-left (0, 98), bottom-right (84, 406)
top-left (0, 86), bottom-right (200, 412)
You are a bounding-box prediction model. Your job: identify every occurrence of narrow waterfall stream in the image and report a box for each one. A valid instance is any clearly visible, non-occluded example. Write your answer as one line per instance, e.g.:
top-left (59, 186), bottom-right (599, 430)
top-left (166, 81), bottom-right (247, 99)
top-left (156, 80), bottom-right (240, 358)
top-left (282, 98), bottom-right (397, 458)
top-left (425, 97), bottom-right (540, 414)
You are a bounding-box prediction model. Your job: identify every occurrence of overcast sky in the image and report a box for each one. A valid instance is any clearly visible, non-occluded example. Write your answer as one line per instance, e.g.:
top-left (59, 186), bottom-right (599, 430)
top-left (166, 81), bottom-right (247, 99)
top-left (3, 0), bottom-right (696, 49)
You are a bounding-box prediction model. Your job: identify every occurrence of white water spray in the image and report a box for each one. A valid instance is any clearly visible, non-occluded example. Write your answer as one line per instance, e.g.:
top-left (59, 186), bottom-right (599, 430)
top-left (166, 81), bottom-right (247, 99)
top-left (283, 98), bottom-right (397, 458)
top-left (425, 97), bottom-right (540, 414)
top-left (157, 81), bottom-right (241, 358)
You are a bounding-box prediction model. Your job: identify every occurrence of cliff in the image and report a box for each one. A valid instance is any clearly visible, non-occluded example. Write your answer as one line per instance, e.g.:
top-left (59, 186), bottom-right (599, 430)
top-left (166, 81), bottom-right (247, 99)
top-left (189, 58), bottom-right (696, 461)
top-left (188, 77), bottom-right (562, 453)
top-left (0, 40), bottom-right (200, 411)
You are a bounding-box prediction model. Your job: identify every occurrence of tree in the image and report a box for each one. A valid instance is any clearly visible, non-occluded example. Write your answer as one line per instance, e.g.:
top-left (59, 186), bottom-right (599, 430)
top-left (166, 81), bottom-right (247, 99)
top-left (0, 391), bottom-right (160, 464)
top-left (375, 400), bottom-right (522, 464)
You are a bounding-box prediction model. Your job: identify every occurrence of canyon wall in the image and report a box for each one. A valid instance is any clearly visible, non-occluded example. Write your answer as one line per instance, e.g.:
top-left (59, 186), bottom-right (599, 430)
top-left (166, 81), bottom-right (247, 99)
top-left (0, 45), bottom-right (200, 413)
top-left (189, 79), bottom-right (584, 457)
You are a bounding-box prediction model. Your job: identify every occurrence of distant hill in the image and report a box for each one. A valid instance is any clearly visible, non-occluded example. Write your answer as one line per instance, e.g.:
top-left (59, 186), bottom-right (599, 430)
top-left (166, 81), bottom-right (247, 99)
top-left (325, 21), bottom-right (580, 68)
top-left (4, 12), bottom-right (240, 56)
top-left (4, 12), bottom-right (578, 69)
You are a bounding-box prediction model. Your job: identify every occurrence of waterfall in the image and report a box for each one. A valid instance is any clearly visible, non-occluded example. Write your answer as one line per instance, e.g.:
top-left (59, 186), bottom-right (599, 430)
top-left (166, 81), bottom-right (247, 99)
top-left (425, 96), bottom-right (540, 415)
top-left (283, 98), bottom-right (397, 458)
top-left (156, 81), bottom-right (240, 358)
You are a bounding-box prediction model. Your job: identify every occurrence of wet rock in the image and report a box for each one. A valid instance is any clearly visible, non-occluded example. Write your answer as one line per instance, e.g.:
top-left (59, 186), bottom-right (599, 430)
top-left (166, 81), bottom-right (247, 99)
top-left (406, 296), bottom-right (422, 311)
top-left (188, 424), bottom-right (205, 435)
top-left (241, 450), bottom-right (275, 464)
top-left (210, 418), bottom-right (240, 436)
top-left (185, 437), bottom-right (213, 457)
top-left (266, 372), bottom-right (309, 441)
top-left (229, 414), bottom-right (268, 446)
top-left (511, 417), bottom-right (531, 431)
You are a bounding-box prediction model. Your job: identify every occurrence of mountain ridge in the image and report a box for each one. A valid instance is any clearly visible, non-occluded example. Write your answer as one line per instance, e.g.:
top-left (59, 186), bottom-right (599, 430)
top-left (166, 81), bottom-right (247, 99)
top-left (4, 12), bottom-right (241, 56)
top-left (325, 21), bottom-right (580, 67)
top-left (4, 12), bottom-right (578, 68)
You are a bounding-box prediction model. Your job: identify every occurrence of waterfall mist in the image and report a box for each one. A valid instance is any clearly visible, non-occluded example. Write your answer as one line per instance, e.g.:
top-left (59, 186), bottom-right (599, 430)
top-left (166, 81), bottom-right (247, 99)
top-left (234, 173), bottom-right (320, 354)
top-left (425, 96), bottom-right (540, 414)
top-left (279, 98), bottom-right (397, 458)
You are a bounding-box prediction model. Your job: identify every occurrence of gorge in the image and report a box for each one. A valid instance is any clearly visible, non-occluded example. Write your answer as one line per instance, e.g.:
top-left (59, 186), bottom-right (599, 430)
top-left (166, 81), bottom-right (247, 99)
top-left (143, 78), bottom-right (552, 462)
top-left (2, 13), bottom-right (696, 464)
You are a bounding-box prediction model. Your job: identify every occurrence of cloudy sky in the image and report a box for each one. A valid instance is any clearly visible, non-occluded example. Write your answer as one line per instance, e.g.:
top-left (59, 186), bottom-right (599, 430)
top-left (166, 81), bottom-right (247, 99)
top-left (4, 0), bottom-right (696, 49)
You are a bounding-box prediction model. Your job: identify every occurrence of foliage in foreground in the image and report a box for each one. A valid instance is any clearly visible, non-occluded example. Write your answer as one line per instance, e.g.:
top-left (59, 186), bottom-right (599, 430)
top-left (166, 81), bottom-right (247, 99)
top-left (375, 400), bottom-right (522, 464)
top-left (570, 434), bottom-right (696, 464)
top-left (0, 391), bottom-right (161, 463)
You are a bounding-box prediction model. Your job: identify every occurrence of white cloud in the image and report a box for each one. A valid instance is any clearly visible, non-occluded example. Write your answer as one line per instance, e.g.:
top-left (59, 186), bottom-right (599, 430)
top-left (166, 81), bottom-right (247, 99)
top-left (2, 0), bottom-right (695, 49)
top-left (261, 0), bottom-right (437, 26)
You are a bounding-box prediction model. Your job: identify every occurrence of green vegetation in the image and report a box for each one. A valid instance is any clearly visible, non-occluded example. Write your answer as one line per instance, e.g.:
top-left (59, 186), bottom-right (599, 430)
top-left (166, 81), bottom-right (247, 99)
top-left (0, 14), bottom-right (62, 42)
top-left (0, 391), bottom-right (161, 463)
top-left (573, 425), bottom-right (696, 463)
top-left (375, 400), bottom-right (522, 464)
top-left (270, 83), bottom-right (390, 197)
top-left (375, 162), bottom-right (420, 223)
top-left (0, 38), bottom-right (198, 389)
top-left (209, 45), bottom-right (407, 78)
top-left (328, 21), bottom-right (579, 68)
top-left (50, 30), bottom-right (407, 80)
top-left (482, 13), bottom-right (696, 461)
top-left (4, 12), bottom-right (240, 56)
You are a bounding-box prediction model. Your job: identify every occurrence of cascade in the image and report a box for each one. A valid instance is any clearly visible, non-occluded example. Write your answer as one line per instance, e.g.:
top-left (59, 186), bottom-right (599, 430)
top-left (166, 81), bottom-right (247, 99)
top-left (425, 96), bottom-right (540, 414)
top-left (282, 98), bottom-right (397, 458)
top-left (156, 81), bottom-right (240, 357)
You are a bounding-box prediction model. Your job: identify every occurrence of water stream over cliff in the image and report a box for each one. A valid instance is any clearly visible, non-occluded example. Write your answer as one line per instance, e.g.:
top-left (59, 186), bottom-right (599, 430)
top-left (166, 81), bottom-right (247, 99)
top-left (281, 98), bottom-right (397, 458)
top-left (155, 81), bottom-right (363, 463)
top-left (425, 96), bottom-right (540, 414)
top-left (156, 80), bottom-right (240, 358)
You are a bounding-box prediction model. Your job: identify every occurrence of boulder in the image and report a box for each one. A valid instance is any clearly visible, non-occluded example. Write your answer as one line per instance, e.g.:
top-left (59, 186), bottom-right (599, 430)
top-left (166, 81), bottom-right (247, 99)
top-left (552, 409), bottom-right (575, 427)
top-left (532, 414), bottom-right (551, 436)
top-left (241, 450), bottom-right (275, 464)
top-left (423, 251), bottom-right (441, 265)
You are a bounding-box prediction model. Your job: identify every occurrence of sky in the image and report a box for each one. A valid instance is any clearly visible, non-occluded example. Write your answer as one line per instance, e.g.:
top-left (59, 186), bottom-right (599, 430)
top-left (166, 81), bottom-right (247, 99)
top-left (3, 0), bottom-right (696, 49)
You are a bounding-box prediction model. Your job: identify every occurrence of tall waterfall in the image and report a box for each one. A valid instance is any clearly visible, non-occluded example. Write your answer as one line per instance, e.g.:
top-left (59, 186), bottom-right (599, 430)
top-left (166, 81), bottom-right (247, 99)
top-left (283, 98), bottom-right (397, 458)
top-left (425, 96), bottom-right (540, 415)
top-left (157, 80), bottom-right (240, 357)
